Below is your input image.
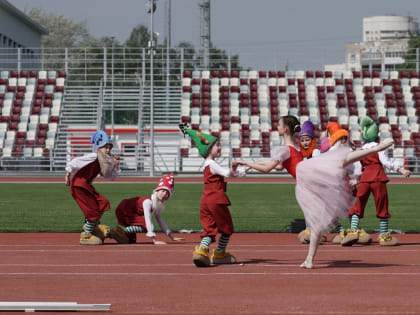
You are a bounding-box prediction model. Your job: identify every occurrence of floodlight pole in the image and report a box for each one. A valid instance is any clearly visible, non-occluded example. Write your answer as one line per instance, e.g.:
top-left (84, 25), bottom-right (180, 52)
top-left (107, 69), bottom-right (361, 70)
top-left (148, 0), bottom-right (156, 176)
top-left (111, 36), bottom-right (115, 140)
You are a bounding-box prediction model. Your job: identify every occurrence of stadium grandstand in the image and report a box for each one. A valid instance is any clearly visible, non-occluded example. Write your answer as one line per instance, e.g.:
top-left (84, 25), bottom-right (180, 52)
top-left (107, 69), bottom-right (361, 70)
top-left (1, 58), bottom-right (419, 174)
top-left (0, 3), bottom-right (420, 175)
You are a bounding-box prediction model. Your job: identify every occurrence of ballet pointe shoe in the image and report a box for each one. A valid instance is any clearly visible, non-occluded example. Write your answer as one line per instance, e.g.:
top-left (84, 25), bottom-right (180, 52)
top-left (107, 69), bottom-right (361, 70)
top-left (300, 259), bottom-right (314, 269)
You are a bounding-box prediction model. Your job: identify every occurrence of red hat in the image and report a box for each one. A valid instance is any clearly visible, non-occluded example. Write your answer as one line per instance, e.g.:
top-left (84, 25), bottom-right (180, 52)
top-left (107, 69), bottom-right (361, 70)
top-left (155, 173), bottom-right (174, 197)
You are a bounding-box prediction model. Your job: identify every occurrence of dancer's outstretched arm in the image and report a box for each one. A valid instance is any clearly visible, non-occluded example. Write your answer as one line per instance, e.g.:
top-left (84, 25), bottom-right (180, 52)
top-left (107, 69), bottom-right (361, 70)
top-left (238, 160), bottom-right (280, 173)
top-left (343, 138), bottom-right (393, 167)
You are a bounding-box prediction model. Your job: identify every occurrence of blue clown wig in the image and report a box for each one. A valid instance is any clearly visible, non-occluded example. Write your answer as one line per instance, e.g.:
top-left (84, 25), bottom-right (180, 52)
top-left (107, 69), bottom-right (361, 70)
top-left (90, 131), bottom-right (113, 150)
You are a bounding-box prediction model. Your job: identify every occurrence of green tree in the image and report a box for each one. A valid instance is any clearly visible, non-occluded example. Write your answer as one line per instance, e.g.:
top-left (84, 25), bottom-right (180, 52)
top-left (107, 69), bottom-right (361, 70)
top-left (126, 25), bottom-right (151, 48)
top-left (28, 8), bottom-right (92, 48)
top-left (209, 45), bottom-right (240, 71)
top-left (399, 33), bottom-right (420, 71)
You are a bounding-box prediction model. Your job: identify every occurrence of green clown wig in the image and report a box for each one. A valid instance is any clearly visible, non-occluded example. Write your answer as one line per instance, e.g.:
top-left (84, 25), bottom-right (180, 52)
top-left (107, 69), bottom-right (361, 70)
top-left (179, 123), bottom-right (218, 158)
top-left (360, 116), bottom-right (379, 142)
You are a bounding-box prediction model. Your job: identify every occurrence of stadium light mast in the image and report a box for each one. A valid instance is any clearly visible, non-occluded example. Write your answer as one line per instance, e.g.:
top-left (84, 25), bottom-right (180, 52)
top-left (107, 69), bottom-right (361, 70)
top-left (146, 0), bottom-right (157, 176)
top-left (199, 0), bottom-right (211, 70)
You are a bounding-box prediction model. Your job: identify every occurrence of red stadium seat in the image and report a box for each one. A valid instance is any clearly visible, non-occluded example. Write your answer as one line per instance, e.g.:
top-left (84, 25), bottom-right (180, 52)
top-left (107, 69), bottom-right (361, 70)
top-left (182, 70), bottom-right (191, 78)
top-left (31, 106), bottom-right (41, 115)
top-left (55, 86), bottom-right (64, 93)
top-left (278, 86), bottom-right (286, 93)
top-left (8, 121), bottom-right (17, 130)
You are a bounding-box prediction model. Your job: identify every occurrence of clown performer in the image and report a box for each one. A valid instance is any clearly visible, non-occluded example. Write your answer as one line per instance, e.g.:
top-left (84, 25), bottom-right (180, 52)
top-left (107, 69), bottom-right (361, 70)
top-left (296, 120), bottom-right (324, 244)
top-left (298, 120), bottom-right (320, 159)
top-left (65, 130), bottom-right (120, 245)
top-left (179, 123), bottom-right (246, 267)
top-left (237, 116), bottom-right (394, 268)
top-left (341, 116), bottom-right (411, 246)
top-left (109, 174), bottom-right (184, 245)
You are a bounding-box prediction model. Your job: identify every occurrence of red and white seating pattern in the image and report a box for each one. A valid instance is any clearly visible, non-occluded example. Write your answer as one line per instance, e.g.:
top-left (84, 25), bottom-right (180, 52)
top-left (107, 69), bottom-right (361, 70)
top-left (180, 70), bottom-right (420, 162)
top-left (0, 70), bottom-right (66, 158)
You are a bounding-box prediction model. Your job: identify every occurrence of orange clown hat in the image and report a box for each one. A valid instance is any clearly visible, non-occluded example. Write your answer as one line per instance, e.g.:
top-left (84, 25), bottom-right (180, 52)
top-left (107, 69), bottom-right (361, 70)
top-left (329, 129), bottom-right (349, 146)
top-left (326, 121), bottom-right (341, 137)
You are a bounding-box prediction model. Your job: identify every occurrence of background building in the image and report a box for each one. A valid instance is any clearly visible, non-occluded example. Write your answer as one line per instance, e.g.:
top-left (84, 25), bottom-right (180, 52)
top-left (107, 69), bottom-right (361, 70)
top-left (327, 15), bottom-right (419, 72)
top-left (0, 0), bottom-right (47, 69)
top-left (0, 0), bottom-right (47, 49)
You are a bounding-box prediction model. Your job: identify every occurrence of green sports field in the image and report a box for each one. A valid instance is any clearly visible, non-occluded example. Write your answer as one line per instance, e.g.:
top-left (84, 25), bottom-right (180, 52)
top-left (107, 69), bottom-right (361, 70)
top-left (0, 183), bottom-right (418, 233)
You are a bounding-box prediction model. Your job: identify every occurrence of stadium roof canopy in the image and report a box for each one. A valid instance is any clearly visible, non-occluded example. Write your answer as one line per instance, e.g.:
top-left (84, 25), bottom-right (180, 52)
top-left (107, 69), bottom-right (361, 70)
top-left (0, 0), bottom-right (48, 35)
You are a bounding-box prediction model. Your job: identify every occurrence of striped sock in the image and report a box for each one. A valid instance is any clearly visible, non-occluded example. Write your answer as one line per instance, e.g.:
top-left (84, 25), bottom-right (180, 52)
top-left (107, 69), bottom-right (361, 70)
top-left (350, 215), bottom-right (360, 231)
top-left (84, 220), bottom-right (97, 233)
top-left (217, 234), bottom-right (230, 251)
top-left (200, 236), bottom-right (211, 248)
top-left (125, 226), bottom-right (143, 234)
top-left (379, 219), bottom-right (389, 235)
top-left (337, 224), bottom-right (345, 233)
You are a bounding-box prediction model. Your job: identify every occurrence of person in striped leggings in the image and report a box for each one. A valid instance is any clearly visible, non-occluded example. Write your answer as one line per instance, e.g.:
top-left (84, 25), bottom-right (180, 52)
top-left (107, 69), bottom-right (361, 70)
top-left (341, 116), bottom-right (411, 246)
top-left (65, 130), bottom-right (120, 245)
top-left (109, 174), bottom-right (184, 245)
top-left (179, 124), bottom-right (246, 267)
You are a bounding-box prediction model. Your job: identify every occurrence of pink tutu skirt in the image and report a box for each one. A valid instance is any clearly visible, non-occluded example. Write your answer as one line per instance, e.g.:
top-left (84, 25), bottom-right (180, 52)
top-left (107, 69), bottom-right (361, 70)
top-left (295, 146), bottom-right (355, 234)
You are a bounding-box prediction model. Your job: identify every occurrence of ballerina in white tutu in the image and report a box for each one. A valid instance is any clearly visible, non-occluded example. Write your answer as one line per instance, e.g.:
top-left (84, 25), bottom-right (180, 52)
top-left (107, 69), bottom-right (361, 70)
top-left (237, 115), bottom-right (394, 268)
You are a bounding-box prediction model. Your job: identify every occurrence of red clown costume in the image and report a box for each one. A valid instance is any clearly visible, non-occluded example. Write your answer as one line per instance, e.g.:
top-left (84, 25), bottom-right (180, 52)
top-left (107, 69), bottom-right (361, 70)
top-left (110, 174), bottom-right (176, 244)
top-left (200, 159), bottom-right (242, 241)
top-left (179, 123), bottom-right (246, 267)
top-left (65, 130), bottom-right (119, 245)
top-left (342, 116), bottom-right (410, 246)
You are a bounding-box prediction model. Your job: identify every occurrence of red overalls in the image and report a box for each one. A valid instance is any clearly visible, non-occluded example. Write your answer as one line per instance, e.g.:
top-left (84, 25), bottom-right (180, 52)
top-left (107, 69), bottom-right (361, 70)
top-left (70, 158), bottom-right (110, 221)
top-left (199, 165), bottom-right (233, 242)
top-left (349, 152), bottom-right (391, 219)
top-left (115, 196), bottom-right (151, 229)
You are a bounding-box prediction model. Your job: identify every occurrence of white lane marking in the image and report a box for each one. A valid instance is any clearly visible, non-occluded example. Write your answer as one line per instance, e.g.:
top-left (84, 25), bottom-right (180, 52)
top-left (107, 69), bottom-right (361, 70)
top-left (0, 272), bottom-right (420, 276)
top-left (0, 249), bottom-right (416, 253)
top-left (2, 263), bottom-right (420, 268)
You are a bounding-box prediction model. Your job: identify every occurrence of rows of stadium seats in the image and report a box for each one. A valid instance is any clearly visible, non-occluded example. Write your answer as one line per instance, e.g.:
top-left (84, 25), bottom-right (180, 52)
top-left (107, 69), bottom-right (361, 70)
top-left (0, 70), bottom-right (66, 158)
top-left (180, 70), bottom-right (420, 160)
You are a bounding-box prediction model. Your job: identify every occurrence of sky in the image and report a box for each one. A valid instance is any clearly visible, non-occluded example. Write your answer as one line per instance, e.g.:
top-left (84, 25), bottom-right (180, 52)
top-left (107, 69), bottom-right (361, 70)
top-left (10, 0), bottom-right (420, 70)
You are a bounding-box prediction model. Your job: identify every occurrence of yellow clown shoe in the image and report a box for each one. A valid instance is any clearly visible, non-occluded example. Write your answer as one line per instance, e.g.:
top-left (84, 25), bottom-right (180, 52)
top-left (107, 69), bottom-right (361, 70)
top-left (82, 223), bottom-right (110, 241)
top-left (109, 225), bottom-right (130, 244)
top-left (298, 229), bottom-right (327, 244)
top-left (378, 232), bottom-right (399, 246)
top-left (341, 229), bottom-right (359, 246)
top-left (332, 230), bottom-right (346, 244)
top-left (210, 249), bottom-right (237, 265)
top-left (79, 231), bottom-right (103, 245)
top-left (298, 229), bottom-right (311, 244)
top-left (192, 245), bottom-right (210, 267)
top-left (357, 229), bottom-right (372, 244)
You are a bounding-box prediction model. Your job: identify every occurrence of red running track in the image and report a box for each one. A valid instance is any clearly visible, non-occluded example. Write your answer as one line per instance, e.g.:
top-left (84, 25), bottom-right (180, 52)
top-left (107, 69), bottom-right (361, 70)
top-left (0, 233), bottom-right (420, 314)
